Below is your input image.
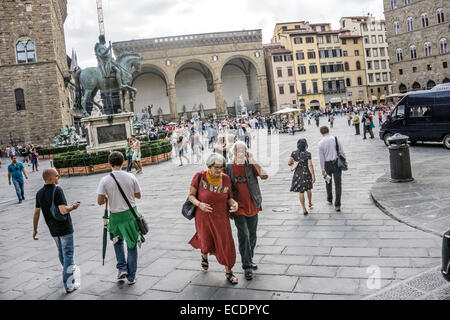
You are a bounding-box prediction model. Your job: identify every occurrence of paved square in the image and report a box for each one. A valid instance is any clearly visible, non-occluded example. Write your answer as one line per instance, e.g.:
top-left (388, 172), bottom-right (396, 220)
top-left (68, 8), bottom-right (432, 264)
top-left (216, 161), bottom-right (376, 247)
top-left (0, 116), bottom-right (447, 300)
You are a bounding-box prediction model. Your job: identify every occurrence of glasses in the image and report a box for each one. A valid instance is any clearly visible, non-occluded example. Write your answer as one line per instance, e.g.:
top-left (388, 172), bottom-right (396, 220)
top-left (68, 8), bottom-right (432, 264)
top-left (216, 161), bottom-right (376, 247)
top-left (212, 165), bottom-right (224, 170)
top-left (56, 174), bottom-right (61, 178)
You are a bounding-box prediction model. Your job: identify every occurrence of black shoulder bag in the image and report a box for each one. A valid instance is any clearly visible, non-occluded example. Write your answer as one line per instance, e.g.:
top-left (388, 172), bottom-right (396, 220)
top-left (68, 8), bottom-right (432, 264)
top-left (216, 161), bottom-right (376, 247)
top-left (335, 137), bottom-right (348, 171)
top-left (182, 172), bottom-right (202, 220)
top-left (110, 173), bottom-right (148, 235)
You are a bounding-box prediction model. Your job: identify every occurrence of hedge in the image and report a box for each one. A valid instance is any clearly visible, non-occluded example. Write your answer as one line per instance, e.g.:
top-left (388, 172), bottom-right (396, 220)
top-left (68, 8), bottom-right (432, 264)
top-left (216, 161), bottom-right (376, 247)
top-left (36, 144), bottom-right (87, 156)
top-left (53, 140), bottom-right (172, 169)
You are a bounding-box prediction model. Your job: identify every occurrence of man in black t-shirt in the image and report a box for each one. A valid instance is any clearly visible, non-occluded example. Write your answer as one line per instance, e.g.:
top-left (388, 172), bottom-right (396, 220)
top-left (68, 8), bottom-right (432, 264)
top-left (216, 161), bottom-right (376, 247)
top-left (33, 168), bottom-right (81, 293)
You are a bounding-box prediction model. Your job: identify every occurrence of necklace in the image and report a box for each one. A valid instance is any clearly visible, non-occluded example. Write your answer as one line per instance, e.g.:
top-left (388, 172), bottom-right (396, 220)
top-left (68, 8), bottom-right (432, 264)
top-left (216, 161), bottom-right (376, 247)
top-left (206, 171), bottom-right (222, 187)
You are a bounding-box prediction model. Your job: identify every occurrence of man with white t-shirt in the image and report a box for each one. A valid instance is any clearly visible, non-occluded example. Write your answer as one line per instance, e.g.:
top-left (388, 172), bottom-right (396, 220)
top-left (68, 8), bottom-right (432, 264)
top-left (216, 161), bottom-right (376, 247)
top-left (96, 151), bottom-right (144, 285)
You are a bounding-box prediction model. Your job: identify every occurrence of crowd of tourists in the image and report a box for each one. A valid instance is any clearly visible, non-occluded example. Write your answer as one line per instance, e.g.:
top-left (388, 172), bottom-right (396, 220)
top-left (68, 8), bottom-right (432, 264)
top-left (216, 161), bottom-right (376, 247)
top-left (3, 104), bottom-right (400, 293)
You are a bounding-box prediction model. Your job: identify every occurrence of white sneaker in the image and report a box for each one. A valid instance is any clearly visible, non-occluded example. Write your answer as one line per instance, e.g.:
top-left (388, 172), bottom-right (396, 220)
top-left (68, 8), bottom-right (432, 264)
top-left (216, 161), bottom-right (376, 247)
top-left (66, 282), bottom-right (80, 294)
top-left (128, 278), bottom-right (137, 285)
top-left (117, 271), bottom-right (128, 282)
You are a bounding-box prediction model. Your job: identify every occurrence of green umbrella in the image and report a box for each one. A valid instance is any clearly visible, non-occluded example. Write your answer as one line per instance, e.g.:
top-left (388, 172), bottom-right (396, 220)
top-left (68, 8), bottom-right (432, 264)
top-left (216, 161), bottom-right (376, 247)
top-left (102, 201), bottom-right (109, 266)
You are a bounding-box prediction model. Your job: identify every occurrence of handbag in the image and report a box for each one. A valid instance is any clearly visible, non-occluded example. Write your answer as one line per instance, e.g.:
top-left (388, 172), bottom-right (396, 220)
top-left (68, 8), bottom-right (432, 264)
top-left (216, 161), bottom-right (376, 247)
top-left (290, 160), bottom-right (299, 172)
top-left (50, 186), bottom-right (68, 222)
top-left (182, 172), bottom-right (202, 220)
top-left (335, 137), bottom-right (348, 171)
top-left (110, 173), bottom-right (148, 235)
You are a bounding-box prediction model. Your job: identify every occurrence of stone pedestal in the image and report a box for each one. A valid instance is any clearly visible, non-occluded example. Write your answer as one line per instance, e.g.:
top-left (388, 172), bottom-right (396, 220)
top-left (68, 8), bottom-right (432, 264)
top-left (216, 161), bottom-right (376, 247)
top-left (81, 112), bottom-right (134, 153)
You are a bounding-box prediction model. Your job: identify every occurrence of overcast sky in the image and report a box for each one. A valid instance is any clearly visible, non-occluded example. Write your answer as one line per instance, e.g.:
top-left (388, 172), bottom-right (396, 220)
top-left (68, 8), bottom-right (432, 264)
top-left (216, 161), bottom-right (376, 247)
top-left (64, 0), bottom-right (384, 68)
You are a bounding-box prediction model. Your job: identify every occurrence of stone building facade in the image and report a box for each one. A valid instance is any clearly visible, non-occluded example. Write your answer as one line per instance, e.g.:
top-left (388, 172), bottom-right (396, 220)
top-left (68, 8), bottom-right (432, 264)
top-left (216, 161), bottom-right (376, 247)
top-left (383, 0), bottom-right (449, 93)
top-left (112, 30), bottom-right (270, 120)
top-left (0, 0), bottom-right (75, 148)
top-left (340, 16), bottom-right (392, 103)
top-left (272, 21), bottom-right (370, 109)
top-left (263, 44), bottom-right (298, 111)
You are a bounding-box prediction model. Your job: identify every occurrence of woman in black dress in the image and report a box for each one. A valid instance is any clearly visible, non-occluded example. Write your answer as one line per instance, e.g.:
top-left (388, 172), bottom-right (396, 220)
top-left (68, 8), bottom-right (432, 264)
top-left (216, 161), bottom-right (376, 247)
top-left (288, 139), bottom-right (316, 215)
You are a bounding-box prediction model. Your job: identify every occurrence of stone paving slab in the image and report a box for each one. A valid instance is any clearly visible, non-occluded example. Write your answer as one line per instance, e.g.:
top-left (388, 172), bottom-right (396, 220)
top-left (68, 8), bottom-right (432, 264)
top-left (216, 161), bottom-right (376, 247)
top-left (1, 117), bottom-right (449, 300)
top-left (371, 157), bottom-right (450, 236)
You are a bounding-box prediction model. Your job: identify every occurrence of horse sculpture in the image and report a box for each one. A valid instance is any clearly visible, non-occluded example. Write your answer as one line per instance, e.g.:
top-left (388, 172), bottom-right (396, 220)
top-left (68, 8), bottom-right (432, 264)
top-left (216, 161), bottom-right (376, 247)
top-left (74, 51), bottom-right (142, 117)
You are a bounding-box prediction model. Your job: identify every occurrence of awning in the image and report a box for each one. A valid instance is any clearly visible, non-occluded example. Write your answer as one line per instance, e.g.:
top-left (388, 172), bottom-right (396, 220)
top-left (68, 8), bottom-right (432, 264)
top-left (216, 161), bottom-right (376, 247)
top-left (273, 107), bottom-right (301, 114)
top-left (371, 95), bottom-right (378, 100)
top-left (310, 101), bottom-right (320, 106)
top-left (330, 97), bottom-right (342, 103)
top-left (380, 95), bottom-right (386, 100)
top-left (386, 93), bottom-right (405, 98)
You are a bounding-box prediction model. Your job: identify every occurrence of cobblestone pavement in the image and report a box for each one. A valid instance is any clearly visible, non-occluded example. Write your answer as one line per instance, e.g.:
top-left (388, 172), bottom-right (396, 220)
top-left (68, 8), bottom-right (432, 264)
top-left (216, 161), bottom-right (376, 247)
top-left (0, 116), bottom-right (448, 300)
top-left (365, 267), bottom-right (450, 300)
top-left (371, 157), bottom-right (450, 236)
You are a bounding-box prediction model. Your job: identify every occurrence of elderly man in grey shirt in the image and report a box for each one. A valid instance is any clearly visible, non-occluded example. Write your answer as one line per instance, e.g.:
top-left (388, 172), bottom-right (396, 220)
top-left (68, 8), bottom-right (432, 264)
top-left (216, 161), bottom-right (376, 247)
top-left (318, 126), bottom-right (346, 212)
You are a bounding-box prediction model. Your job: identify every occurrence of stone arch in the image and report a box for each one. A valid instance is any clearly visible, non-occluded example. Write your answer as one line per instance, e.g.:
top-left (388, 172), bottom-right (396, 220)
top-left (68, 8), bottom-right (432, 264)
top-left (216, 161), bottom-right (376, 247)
top-left (220, 54), bottom-right (263, 77)
top-left (220, 55), bottom-right (261, 113)
top-left (175, 59), bottom-right (217, 81)
top-left (175, 60), bottom-right (217, 114)
top-left (426, 80), bottom-right (436, 90)
top-left (412, 82), bottom-right (421, 91)
top-left (443, 78), bottom-right (450, 84)
top-left (399, 83), bottom-right (407, 93)
top-left (133, 64), bottom-right (171, 116)
top-left (133, 63), bottom-right (170, 86)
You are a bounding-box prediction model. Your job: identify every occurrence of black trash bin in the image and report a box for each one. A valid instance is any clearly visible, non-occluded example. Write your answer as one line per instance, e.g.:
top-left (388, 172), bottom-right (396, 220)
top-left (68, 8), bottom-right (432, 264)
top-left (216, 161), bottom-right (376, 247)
top-left (387, 133), bottom-right (414, 183)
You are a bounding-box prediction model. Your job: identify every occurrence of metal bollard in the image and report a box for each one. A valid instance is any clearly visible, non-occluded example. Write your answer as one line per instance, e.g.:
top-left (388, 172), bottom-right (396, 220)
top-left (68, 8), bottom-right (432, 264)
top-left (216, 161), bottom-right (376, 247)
top-left (387, 133), bottom-right (414, 183)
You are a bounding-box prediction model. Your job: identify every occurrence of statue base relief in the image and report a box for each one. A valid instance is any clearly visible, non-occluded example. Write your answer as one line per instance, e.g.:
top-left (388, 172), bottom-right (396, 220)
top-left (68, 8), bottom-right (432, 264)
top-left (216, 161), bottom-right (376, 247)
top-left (81, 112), bottom-right (134, 153)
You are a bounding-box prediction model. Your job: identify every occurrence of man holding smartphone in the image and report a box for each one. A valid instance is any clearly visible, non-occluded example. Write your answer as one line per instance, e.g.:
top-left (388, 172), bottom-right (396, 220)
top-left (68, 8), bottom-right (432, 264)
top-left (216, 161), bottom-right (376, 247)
top-left (33, 168), bottom-right (81, 293)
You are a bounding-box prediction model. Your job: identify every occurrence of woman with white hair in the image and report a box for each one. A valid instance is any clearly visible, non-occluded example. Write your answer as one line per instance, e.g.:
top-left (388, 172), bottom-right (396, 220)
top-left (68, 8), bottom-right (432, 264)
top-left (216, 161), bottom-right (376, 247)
top-left (188, 153), bottom-right (240, 284)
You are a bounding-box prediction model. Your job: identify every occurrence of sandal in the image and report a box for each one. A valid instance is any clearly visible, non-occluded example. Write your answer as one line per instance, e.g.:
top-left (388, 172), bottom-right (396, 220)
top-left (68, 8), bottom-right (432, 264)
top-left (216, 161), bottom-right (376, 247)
top-left (226, 272), bottom-right (238, 285)
top-left (309, 203), bottom-right (313, 209)
top-left (201, 256), bottom-right (209, 271)
top-left (303, 210), bottom-right (309, 216)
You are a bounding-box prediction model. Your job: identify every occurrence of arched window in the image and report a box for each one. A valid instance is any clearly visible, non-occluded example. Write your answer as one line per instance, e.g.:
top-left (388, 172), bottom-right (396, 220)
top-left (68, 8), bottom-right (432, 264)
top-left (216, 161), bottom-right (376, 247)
top-left (399, 84), bottom-right (407, 93)
top-left (424, 42), bottom-right (432, 57)
top-left (16, 39), bottom-right (36, 64)
top-left (393, 21), bottom-right (400, 34)
top-left (15, 89), bottom-right (26, 111)
top-left (410, 45), bottom-right (417, 59)
top-left (391, 0), bottom-right (397, 9)
top-left (421, 13), bottom-right (429, 27)
top-left (356, 61), bottom-right (361, 70)
top-left (346, 78), bottom-right (351, 87)
top-left (396, 48), bottom-right (403, 61)
top-left (412, 82), bottom-right (421, 91)
top-left (407, 17), bottom-right (414, 32)
top-left (344, 62), bottom-right (349, 71)
top-left (437, 8), bottom-right (445, 24)
top-left (440, 38), bottom-right (448, 54)
top-left (443, 78), bottom-right (450, 84)
top-left (426, 80), bottom-right (436, 90)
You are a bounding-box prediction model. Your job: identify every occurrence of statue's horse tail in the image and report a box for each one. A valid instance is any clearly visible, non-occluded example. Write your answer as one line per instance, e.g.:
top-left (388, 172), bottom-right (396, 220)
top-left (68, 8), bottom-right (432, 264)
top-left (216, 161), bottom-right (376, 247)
top-left (74, 69), bottom-right (82, 109)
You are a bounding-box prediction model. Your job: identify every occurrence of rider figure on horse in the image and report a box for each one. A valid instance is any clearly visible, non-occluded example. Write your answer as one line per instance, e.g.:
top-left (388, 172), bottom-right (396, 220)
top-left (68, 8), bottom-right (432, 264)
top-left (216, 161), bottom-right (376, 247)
top-left (95, 35), bottom-right (125, 89)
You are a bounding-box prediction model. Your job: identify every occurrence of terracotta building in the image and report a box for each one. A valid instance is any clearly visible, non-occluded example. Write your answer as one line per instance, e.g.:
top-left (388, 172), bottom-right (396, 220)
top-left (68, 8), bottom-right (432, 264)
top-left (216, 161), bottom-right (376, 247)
top-left (263, 44), bottom-right (298, 111)
top-left (0, 0), bottom-right (75, 147)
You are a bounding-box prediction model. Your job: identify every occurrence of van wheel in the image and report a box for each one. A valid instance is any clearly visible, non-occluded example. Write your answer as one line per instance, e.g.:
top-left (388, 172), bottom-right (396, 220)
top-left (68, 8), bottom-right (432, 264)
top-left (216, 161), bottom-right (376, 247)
top-left (443, 135), bottom-right (450, 150)
top-left (383, 133), bottom-right (392, 147)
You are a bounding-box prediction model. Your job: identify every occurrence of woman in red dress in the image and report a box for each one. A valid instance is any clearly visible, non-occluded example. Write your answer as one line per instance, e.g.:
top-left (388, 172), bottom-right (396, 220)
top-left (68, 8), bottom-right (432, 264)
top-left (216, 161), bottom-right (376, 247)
top-left (188, 153), bottom-right (239, 284)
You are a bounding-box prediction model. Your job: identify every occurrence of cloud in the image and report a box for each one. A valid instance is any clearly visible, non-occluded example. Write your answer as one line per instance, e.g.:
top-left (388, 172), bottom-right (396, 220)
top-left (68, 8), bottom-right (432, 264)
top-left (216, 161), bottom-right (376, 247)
top-left (64, 0), bottom-right (384, 68)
